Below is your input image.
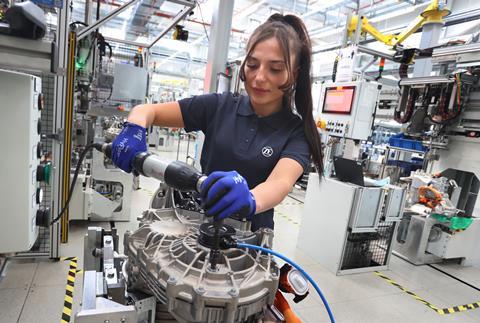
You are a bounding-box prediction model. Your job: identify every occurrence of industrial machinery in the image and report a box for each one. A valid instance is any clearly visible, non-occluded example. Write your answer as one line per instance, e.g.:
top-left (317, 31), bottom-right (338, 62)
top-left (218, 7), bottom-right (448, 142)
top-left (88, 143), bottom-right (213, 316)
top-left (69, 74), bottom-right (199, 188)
top-left (343, 0), bottom-right (452, 79)
top-left (125, 209), bottom-right (277, 322)
top-left (346, 0), bottom-right (451, 48)
top-left (355, 39), bottom-right (480, 268)
top-left (65, 18), bottom-right (149, 224)
top-left (317, 80), bottom-right (380, 140)
top-left (69, 119), bottom-right (133, 221)
top-left (78, 194), bottom-right (279, 323)
top-left (0, 69), bottom-right (49, 253)
top-left (74, 144), bottom-right (332, 323)
top-left (394, 73), bottom-right (477, 136)
top-left (298, 174), bottom-right (406, 275)
top-left (0, 1), bottom-right (46, 40)
top-left (306, 0), bottom-right (480, 274)
top-left (393, 170), bottom-right (480, 266)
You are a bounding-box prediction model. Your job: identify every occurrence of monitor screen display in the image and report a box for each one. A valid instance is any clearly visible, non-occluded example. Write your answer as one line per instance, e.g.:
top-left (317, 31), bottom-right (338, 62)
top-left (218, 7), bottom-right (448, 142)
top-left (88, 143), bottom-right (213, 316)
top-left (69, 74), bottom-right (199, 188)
top-left (322, 86), bottom-right (355, 114)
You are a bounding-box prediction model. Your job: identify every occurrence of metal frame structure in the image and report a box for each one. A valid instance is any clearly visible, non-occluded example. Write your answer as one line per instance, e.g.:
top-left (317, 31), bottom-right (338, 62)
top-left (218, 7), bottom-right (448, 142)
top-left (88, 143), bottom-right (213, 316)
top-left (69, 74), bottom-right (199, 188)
top-left (77, 0), bottom-right (195, 46)
top-left (147, 4), bottom-right (196, 49)
top-left (77, 0), bottom-right (143, 41)
top-left (58, 31), bottom-right (77, 243)
top-left (0, 4), bottom-right (72, 258)
top-left (53, 0), bottom-right (196, 244)
top-left (0, 35), bottom-right (57, 74)
top-left (49, 4), bottom-right (71, 256)
top-left (433, 42), bottom-right (480, 60)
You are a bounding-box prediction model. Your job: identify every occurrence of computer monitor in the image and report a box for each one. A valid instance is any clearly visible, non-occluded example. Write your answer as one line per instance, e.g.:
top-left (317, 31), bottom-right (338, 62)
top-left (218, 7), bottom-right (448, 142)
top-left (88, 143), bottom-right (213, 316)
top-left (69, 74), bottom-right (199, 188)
top-left (333, 156), bottom-right (365, 186)
top-left (322, 85), bottom-right (355, 115)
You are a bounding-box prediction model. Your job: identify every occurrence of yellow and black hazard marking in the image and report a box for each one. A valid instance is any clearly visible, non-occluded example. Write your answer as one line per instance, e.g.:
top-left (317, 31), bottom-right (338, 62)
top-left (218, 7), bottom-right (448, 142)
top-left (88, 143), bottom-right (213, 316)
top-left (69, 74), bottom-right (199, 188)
top-left (436, 302), bottom-right (480, 315)
top-left (375, 271), bottom-right (440, 312)
top-left (60, 257), bottom-right (79, 323)
top-left (375, 271), bottom-right (480, 315)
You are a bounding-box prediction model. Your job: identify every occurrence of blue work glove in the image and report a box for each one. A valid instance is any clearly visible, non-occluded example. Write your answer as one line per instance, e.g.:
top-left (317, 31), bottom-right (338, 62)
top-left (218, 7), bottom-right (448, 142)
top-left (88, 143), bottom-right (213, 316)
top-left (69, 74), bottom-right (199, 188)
top-left (111, 122), bottom-right (147, 173)
top-left (201, 171), bottom-right (256, 220)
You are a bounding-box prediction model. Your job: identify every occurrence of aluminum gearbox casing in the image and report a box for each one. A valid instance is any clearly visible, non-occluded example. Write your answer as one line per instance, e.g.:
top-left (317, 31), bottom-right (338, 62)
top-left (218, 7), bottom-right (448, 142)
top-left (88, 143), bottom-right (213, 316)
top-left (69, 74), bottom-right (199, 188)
top-left (123, 189), bottom-right (279, 323)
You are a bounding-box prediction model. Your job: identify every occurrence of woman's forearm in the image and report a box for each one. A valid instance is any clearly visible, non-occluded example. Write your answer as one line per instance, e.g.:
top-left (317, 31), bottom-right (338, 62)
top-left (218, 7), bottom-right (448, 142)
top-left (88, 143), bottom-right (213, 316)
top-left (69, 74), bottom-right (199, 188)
top-left (128, 101), bottom-right (184, 128)
top-left (251, 158), bottom-right (304, 214)
top-left (251, 179), bottom-right (292, 214)
top-left (127, 104), bottom-right (157, 127)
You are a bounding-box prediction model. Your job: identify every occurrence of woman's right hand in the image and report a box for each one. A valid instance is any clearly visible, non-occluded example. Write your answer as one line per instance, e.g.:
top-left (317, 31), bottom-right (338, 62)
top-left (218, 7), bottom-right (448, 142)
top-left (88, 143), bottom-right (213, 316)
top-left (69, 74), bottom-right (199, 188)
top-left (111, 122), bottom-right (147, 173)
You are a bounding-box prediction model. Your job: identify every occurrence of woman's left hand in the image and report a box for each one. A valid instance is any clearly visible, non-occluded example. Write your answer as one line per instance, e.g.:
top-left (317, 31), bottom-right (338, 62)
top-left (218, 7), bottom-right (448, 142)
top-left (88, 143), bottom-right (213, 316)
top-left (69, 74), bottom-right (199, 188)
top-left (201, 171), bottom-right (256, 220)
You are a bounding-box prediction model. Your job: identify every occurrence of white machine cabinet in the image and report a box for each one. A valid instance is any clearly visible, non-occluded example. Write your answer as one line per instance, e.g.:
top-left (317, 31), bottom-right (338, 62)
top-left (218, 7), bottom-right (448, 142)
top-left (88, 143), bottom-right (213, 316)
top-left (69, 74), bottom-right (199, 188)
top-left (349, 187), bottom-right (384, 233)
top-left (297, 175), bottom-right (406, 275)
top-left (0, 69), bottom-right (48, 253)
top-left (318, 81), bottom-right (380, 140)
top-left (69, 149), bottom-right (133, 222)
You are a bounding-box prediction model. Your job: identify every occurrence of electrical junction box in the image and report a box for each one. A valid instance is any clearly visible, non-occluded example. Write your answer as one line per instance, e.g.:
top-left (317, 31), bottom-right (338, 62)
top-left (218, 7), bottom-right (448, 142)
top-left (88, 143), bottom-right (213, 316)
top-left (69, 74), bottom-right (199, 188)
top-left (0, 69), bottom-right (47, 253)
top-left (318, 81), bottom-right (380, 140)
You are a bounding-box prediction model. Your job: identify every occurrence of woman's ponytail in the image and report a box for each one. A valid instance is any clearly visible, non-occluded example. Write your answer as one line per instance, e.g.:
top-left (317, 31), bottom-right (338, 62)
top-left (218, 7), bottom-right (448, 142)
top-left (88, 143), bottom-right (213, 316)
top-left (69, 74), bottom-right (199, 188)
top-left (282, 15), bottom-right (324, 174)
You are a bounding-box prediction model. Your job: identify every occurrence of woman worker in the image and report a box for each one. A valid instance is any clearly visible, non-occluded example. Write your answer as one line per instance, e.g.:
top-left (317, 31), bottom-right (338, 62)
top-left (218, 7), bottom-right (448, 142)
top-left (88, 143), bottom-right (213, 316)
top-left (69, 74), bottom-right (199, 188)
top-left (111, 13), bottom-right (323, 231)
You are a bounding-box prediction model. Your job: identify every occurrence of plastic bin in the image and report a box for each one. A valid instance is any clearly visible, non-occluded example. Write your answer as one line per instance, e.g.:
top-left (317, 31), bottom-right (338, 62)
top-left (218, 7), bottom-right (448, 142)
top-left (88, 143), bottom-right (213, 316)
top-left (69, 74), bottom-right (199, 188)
top-left (389, 133), bottom-right (428, 152)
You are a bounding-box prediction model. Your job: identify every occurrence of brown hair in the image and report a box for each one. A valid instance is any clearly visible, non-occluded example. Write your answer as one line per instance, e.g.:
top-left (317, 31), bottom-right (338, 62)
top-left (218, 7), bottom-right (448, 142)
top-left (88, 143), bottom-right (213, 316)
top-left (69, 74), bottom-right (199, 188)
top-left (239, 13), bottom-right (324, 174)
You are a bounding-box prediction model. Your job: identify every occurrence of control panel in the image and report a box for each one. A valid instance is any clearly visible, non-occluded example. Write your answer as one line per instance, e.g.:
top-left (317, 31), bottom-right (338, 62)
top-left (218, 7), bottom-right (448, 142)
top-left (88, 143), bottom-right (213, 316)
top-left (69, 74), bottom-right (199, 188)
top-left (318, 81), bottom-right (380, 140)
top-left (325, 120), bottom-right (349, 136)
top-left (0, 69), bottom-right (49, 253)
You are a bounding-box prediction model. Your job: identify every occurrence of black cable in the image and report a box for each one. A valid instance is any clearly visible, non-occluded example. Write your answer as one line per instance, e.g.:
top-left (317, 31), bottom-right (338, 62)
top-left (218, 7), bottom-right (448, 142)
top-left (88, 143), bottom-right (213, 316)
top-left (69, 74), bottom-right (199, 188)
top-left (368, 84), bottom-right (382, 139)
top-left (105, 41), bottom-right (112, 58)
top-left (287, 194), bottom-right (304, 204)
top-left (96, 0), bottom-right (100, 21)
top-left (427, 264), bottom-right (480, 292)
top-left (50, 143), bottom-right (100, 225)
top-left (69, 21), bottom-right (88, 28)
top-left (101, 86), bottom-right (113, 103)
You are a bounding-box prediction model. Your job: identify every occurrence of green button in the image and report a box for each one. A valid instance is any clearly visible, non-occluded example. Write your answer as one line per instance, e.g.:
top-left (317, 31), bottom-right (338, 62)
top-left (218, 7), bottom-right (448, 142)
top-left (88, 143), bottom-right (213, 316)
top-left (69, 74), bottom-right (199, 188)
top-left (44, 162), bottom-right (51, 185)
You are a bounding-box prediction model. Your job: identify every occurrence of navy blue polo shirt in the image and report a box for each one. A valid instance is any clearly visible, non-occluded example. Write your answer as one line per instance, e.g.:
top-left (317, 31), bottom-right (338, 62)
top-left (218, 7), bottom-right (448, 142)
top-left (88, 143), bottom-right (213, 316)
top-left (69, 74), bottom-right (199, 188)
top-left (178, 92), bottom-right (310, 231)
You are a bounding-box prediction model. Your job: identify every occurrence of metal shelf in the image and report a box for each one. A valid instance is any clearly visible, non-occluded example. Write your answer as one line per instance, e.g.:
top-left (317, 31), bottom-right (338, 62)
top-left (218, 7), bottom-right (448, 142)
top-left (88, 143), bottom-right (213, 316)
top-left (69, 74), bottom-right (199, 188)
top-left (0, 34), bottom-right (57, 74)
top-left (386, 145), bottom-right (427, 154)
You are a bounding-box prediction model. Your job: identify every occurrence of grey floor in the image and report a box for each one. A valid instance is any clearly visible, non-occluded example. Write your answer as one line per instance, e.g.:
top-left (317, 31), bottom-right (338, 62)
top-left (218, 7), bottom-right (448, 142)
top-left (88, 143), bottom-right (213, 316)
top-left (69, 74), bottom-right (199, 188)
top-left (1, 139), bottom-right (480, 322)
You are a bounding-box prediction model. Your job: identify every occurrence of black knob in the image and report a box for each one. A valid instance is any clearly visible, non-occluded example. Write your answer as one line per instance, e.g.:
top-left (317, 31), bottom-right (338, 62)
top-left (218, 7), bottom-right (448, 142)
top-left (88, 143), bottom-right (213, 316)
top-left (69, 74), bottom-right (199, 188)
top-left (36, 163), bottom-right (51, 184)
top-left (37, 142), bottom-right (43, 159)
top-left (37, 165), bottom-right (44, 182)
top-left (36, 208), bottom-right (50, 227)
top-left (37, 119), bottom-right (42, 134)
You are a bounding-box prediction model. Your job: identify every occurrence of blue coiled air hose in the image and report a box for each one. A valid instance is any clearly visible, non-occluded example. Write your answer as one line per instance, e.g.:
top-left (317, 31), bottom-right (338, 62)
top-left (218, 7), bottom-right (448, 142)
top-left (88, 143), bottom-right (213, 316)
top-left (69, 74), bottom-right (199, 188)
top-left (236, 242), bottom-right (335, 323)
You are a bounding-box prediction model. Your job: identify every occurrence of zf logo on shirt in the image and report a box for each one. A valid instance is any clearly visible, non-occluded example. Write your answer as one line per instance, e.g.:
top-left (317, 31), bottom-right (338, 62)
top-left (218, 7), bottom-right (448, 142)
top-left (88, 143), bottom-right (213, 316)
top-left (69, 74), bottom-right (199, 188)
top-left (262, 146), bottom-right (273, 158)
